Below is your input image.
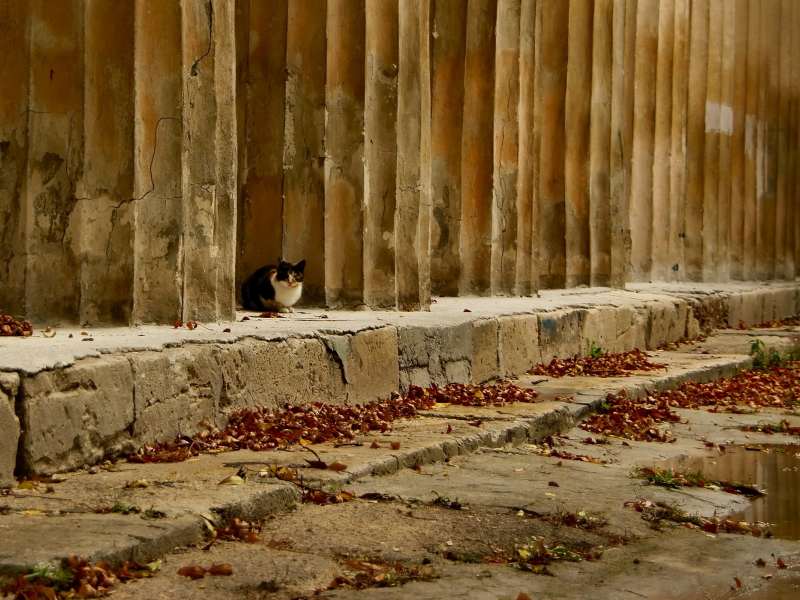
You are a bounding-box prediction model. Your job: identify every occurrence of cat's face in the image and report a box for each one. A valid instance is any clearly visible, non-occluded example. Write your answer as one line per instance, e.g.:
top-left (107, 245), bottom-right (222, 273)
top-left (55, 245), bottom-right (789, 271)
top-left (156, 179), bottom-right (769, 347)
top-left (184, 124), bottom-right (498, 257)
top-left (273, 259), bottom-right (305, 288)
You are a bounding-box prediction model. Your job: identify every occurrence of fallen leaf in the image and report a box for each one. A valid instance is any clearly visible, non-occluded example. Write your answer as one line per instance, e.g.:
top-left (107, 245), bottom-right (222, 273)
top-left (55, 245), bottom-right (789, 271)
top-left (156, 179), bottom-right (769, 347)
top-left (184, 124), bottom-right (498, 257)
top-left (247, 531), bottom-right (263, 543)
top-left (81, 332), bottom-right (88, 336)
top-left (734, 577), bottom-right (742, 589)
top-left (328, 461), bottom-right (348, 472)
top-left (548, 481), bottom-right (559, 487)
top-left (68, 333), bottom-right (73, 338)
top-left (514, 468), bottom-right (525, 472)
top-left (173, 320), bottom-right (183, 328)
top-left (223, 328), bottom-right (231, 333)
top-left (763, 574), bottom-right (774, 580)
top-left (82, 337), bottom-right (94, 341)
top-left (446, 424), bottom-right (453, 434)
top-left (76, 583), bottom-right (98, 598)
top-left (517, 594), bottom-right (533, 600)
top-left (42, 330), bottom-right (56, 338)
top-left (178, 566), bottom-right (206, 580)
top-left (208, 564), bottom-right (234, 576)
top-left (219, 475), bottom-right (245, 486)
top-left (370, 440), bottom-right (381, 449)
top-left (463, 309), bottom-right (471, 312)
top-left (777, 557), bottom-right (787, 569)
top-left (391, 442), bottom-right (401, 450)
top-left (125, 478), bottom-right (148, 489)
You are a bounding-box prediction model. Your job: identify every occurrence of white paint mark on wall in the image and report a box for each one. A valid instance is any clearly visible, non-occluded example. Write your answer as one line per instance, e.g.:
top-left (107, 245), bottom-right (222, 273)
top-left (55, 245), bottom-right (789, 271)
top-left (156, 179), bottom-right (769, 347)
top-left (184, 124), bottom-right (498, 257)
top-left (705, 101), bottom-right (734, 135)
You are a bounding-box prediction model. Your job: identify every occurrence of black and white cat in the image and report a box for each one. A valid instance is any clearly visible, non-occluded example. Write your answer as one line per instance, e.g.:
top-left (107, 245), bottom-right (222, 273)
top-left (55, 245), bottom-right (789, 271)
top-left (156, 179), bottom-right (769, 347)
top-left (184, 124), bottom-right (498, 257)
top-left (241, 259), bottom-right (306, 313)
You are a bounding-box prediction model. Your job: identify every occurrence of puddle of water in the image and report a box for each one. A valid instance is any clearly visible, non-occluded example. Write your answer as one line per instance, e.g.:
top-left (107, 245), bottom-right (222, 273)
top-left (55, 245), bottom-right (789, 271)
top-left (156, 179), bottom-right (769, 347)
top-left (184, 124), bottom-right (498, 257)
top-left (656, 444), bottom-right (800, 539)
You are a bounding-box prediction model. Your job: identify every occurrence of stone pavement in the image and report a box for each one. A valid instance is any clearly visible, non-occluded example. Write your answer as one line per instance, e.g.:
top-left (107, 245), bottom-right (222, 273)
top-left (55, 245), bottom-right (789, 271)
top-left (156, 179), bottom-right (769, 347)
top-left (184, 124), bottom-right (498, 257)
top-left (1, 329), bottom-right (798, 586)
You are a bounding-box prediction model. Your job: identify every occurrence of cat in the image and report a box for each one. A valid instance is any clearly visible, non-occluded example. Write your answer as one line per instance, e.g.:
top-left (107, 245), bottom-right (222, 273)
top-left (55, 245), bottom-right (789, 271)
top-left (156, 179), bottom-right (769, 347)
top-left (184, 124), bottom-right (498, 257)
top-left (241, 259), bottom-right (306, 313)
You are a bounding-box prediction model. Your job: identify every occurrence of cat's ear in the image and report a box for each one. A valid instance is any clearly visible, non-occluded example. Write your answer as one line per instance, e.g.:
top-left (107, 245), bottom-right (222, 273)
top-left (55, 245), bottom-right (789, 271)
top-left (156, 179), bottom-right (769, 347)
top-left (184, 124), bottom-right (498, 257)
top-left (295, 259), bottom-right (306, 272)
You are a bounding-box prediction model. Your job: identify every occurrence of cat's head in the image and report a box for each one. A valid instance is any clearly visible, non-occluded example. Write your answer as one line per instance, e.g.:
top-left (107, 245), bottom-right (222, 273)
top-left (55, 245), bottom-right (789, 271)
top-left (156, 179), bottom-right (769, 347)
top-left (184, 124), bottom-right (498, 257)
top-left (274, 259), bottom-right (305, 287)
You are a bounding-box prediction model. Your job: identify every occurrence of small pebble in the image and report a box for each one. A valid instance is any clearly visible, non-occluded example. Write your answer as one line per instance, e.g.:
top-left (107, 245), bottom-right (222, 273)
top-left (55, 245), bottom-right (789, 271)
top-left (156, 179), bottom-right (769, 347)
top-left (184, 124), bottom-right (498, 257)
top-left (88, 467), bottom-right (99, 474)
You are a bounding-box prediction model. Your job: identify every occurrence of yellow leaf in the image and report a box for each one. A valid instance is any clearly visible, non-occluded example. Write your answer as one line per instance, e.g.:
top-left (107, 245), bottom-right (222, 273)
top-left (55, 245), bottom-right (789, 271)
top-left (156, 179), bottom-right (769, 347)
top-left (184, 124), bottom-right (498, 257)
top-left (299, 438), bottom-right (313, 445)
top-left (218, 475), bottom-right (245, 486)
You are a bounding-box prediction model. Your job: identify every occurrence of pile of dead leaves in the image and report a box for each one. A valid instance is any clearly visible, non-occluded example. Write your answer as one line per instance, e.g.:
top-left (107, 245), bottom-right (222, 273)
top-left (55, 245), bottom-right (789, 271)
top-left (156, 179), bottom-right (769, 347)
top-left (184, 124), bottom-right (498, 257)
top-left (329, 558), bottom-right (437, 590)
top-left (407, 381), bottom-right (539, 407)
top-left (755, 314), bottom-right (800, 328)
top-left (129, 383), bottom-right (539, 464)
top-left (0, 313), bottom-right (32, 337)
top-left (129, 394), bottom-right (437, 463)
top-left (484, 537), bottom-right (603, 575)
top-left (580, 391), bottom-right (681, 442)
top-left (657, 364), bottom-right (800, 412)
top-left (1, 555), bottom-right (159, 599)
top-left (527, 349), bottom-right (666, 378)
top-left (625, 500), bottom-right (770, 537)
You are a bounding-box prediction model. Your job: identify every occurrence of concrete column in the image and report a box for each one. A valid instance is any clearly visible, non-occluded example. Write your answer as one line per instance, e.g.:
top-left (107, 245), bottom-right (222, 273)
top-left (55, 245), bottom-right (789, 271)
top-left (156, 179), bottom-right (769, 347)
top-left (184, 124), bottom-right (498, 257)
top-left (756, 0), bottom-right (779, 280)
top-left (430, 0), bottom-right (467, 297)
top-left (25, 0), bottom-right (85, 324)
top-left (684, 0), bottom-right (708, 281)
top-left (629, 0), bottom-right (658, 282)
top-left (651, 0), bottom-right (674, 282)
top-left (530, 0), bottom-right (545, 291)
top-left (776, 0), bottom-right (792, 279)
top-left (668, 0), bottom-right (689, 282)
top-left (236, 1), bottom-right (288, 303)
top-left (715, 0), bottom-right (734, 282)
top-left (538, 1), bottom-right (569, 289)
top-left (589, 0), bottom-right (613, 287)
top-left (565, 0), bottom-right (593, 288)
top-left (701, 0), bottom-right (722, 282)
top-left (0, 2), bottom-right (30, 319)
top-left (396, 0), bottom-right (432, 310)
top-left (743, 0), bottom-right (759, 280)
top-left (729, 0), bottom-right (749, 280)
top-left (180, 0), bottom-right (237, 322)
top-left (459, 0), bottom-right (496, 296)
top-left (363, 0), bottom-right (398, 309)
top-left (132, 0), bottom-right (184, 325)
top-left (609, 0), bottom-right (635, 289)
top-left (516, 0), bottom-right (537, 295)
top-left (492, 0), bottom-right (521, 295)
top-left (282, 0), bottom-right (327, 305)
top-left (324, 0), bottom-right (366, 308)
top-left (792, 3), bottom-right (800, 275)
top-left (80, 1), bottom-right (135, 325)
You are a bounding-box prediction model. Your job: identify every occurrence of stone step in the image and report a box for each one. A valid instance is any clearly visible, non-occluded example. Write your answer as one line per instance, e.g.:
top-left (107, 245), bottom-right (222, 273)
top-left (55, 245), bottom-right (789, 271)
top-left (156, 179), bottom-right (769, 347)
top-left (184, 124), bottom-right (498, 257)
top-left (0, 338), bottom-right (786, 573)
top-left (0, 282), bottom-right (798, 484)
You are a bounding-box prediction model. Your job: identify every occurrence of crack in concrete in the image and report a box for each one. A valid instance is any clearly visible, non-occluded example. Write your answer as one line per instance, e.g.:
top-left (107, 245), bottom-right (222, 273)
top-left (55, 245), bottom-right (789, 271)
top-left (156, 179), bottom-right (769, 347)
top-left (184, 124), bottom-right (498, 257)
top-left (138, 117), bottom-right (180, 203)
top-left (190, 1), bottom-right (214, 78)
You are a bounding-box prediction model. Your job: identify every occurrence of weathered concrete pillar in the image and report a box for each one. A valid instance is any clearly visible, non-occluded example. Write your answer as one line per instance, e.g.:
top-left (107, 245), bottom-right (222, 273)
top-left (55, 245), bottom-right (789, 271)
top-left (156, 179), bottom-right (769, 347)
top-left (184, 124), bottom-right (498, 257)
top-left (756, 0), bottom-right (779, 280)
top-left (0, 2), bottom-right (30, 319)
top-left (538, 1), bottom-right (569, 289)
top-left (180, 0), bottom-right (237, 322)
top-left (430, 0), bottom-right (467, 297)
top-left (235, 1), bottom-right (288, 304)
top-left (363, 0), bottom-right (398, 308)
top-left (668, 0), bottom-right (689, 282)
top-left (651, 0), bottom-right (674, 282)
top-left (609, 0), bottom-right (635, 289)
top-left (132, 0), bottom-right (184, 325)
top-left (684, 0), bottom-right (708, 281)
top-left (492, 0), bottom-right (521, 295)
top-left (25, 0), bottom-right (85, 323)
top-left (629, 0), bottom-right (658, 281)
top-left (80, 1), bottom-right (135, 325)
top-left (589, 0), bottom-right (613, 288)
top-left (516, 0), bottom-right (537, 295)
top-left (459, 0), bottom-right (496, 296)
top-left (701, 0), bottom-right (722, 282)
top-left (792, 3), bottom-right (800, 276)
top-left (743, 0), bottom-right (759, 280)
top-left (729, 0), bottom-right (749, 280)
top-left (396, 0), bottom-right (432, 310)
top-left (324, 0), bottom-right (366, 308)
top-left (776, 0), bottom-right (793, 279)
top-left (282, 0), bottom-right (327, 305)
top-left (715, 0), bottom-right (735, 282)
top-left (565, 0), bottom-right (593, 288)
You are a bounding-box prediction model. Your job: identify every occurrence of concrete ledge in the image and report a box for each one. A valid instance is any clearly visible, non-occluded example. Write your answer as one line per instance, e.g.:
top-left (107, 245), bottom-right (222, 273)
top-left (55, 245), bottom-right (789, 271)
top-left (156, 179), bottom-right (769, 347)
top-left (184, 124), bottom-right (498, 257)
top-left (1, 282), bottom-right (799, 478)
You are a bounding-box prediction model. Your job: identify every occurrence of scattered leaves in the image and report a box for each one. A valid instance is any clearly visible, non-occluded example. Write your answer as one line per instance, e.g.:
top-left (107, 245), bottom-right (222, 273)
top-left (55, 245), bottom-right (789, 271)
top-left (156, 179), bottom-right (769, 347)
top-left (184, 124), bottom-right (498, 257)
top-left (329, 557), bottom-right (437, 590)
top-left (632, 466), bottom-right (765, 496)
top-left (528, 349), bottom-right (666, 378)
top-left (580, 392), bottom-right (680, 442)
top-left (407, 381), bottom-right (539, 407)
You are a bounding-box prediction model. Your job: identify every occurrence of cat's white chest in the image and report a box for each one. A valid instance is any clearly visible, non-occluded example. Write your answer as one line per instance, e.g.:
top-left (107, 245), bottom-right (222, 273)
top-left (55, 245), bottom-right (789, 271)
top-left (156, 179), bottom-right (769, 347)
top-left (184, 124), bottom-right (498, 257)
top-left (273, 279), bottom-right (302, 308)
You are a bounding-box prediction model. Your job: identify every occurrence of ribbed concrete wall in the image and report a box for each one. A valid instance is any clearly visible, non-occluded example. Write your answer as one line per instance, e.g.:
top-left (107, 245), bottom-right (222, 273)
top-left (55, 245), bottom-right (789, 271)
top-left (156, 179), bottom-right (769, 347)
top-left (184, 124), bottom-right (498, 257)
top-left (1, 0), bottom-right (799, 324)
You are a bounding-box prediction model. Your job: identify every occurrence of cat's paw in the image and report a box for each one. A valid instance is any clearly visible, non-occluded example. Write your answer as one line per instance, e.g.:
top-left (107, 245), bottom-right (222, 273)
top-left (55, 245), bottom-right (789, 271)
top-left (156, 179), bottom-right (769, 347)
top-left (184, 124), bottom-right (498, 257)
top-left (279, 306), bottom-right (293, 313)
